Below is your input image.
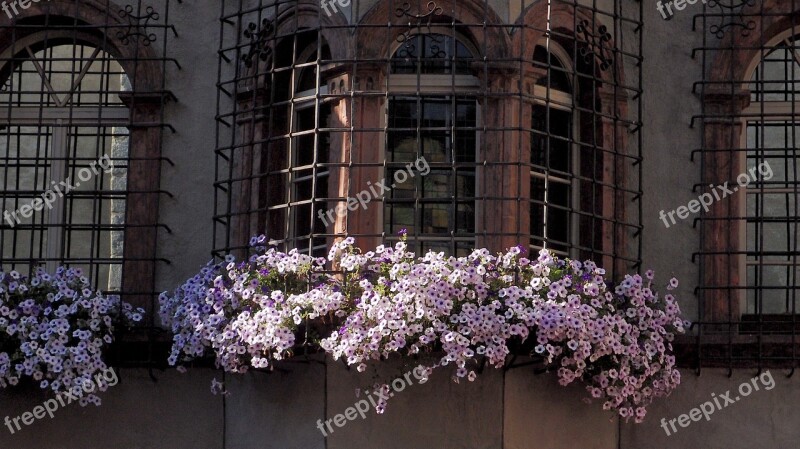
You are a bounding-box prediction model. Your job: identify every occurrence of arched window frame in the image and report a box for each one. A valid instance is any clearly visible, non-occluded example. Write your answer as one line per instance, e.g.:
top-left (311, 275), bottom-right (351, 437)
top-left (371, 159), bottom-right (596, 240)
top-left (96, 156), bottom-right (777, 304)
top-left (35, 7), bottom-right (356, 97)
top-left (736, 30), bottom-right (800, 316)
top-left (695, 2), bottom-right (800, 333)
top-left (529, 40), bottom-right (579, 259)
top-left (228, 25), bottom-right (334, 258)
top-left (0, 32), bottom-right (129, 279)
top-left (288, 41), bottom-right (330, 256)
top-left (383, 29), bottom-right (481, 256)
top-left (516, 2), bottom-right (639, 279)
top-left (0, 5), bottom-right (171, 316)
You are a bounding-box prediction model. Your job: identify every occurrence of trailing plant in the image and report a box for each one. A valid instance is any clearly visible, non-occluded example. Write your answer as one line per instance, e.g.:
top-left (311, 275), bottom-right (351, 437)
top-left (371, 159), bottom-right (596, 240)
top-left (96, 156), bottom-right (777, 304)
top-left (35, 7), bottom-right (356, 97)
top-left (0, 266), bottom-right (143, 406)
top-left (159, 234), bottom-right (687, 422)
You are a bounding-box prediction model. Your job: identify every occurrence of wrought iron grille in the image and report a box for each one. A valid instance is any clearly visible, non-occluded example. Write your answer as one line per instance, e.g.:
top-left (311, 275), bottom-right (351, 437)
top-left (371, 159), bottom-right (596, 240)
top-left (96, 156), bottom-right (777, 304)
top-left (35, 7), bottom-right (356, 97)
top-left (213, 0), bottom-right (644, 281)
top-left (0, 0), bottom-right (181, 333)
top-left (691, 0), bottom-right (800, 370)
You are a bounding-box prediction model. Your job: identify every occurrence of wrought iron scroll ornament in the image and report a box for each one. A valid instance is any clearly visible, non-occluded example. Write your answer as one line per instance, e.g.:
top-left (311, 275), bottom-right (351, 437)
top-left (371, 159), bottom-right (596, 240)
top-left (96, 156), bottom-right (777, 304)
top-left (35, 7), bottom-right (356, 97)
top-left (394, 1), bottom-right (444, 45)
top-left (117, 4), bottom-right (159, 46)
top-left (394, 37), bottom-right (447, 60)
top-left (706, 0), bottom-right (757, 39)
top-left (242, 18), bottom-right (275, 69)
top-left (576, 19), bottom-right (612, 72)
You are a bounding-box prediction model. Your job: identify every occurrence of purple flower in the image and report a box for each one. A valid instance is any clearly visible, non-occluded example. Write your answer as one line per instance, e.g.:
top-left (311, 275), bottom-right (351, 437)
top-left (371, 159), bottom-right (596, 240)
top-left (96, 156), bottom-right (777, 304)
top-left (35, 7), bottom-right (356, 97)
top-left (155, 234), bottom-right (685, 422)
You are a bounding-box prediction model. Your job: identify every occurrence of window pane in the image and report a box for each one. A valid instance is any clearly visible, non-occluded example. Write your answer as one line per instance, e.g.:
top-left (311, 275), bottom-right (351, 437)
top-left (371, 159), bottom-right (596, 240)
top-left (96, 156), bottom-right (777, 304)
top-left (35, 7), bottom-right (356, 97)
top-left (531, 104), bottom-right (573, 255)
top-left (0, 45), bottom-right (124, 107)
top-left (391, 34), bottom-right (473, 75)
top-left (746, 120), bottom-right (800, 313)
top-left (0, 126), bottom-right (53, 270)
top-left (0, 41), bottom-right (129, 293)
top-left (421, 203), bottom-right (450, 234)
top-left (386, 96), bottom-right (476, 253)
top-left (533, 46), bottom-right (573, 93)
top-left (747, 265), bottom-right (800, 314)
top-left (750, 38), bottom-right (800, 102)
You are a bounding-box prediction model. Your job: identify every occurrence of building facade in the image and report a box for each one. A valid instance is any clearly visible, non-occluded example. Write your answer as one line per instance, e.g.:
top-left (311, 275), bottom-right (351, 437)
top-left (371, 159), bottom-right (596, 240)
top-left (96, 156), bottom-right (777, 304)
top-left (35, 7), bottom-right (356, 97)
top-left (0, 0), bottom-right (799, 448)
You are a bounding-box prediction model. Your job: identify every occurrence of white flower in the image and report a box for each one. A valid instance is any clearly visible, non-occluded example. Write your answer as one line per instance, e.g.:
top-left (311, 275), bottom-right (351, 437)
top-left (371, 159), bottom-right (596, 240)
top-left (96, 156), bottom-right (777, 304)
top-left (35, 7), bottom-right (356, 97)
top-left (155, 237), bottom-right (685, 421)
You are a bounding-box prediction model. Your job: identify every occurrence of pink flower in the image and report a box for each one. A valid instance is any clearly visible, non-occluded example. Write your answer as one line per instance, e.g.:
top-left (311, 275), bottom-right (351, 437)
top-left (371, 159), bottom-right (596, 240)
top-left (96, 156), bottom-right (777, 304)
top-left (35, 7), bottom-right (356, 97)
top-left (157, 239), bottom-right (685, 420)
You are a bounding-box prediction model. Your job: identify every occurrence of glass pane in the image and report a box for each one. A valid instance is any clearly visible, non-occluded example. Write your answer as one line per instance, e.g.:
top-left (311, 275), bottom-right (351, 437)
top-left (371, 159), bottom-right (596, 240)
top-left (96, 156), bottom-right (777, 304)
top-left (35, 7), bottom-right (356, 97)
top-left (456, 202), bottom-right (475, 233)
top-left (745, 120), bottom-right (800, 314)
top-left (0, 126), bottom-right (53, 272)
top-left (388, 132), bottom-right (418, 163)
top-left (384, 203), bottom-right (415, 235)
top-left (0, 45), bottom-right (124, 107)
top-left (421, 133), bottom-right (448, 163)
top-left (750, 40), bottom-right (800, 102)
top-left (747, 265), bottom-right (800, 314)
top-left (421, 203), bottom-right (450, 234)
top-left (533, 45), bottom-right (573, 93)
top-left (385, 96), bottom-right (477, 252)
top-left (63, 126), bottom-right (128, 291)
top-left (295, 107), bottom-right (318, 167)
top-left (531, 104), bottom-right (574, 254)
top-left (391, 34), bottom-right (473, 75)
top-left (422, 172), bottom-right (450, 199)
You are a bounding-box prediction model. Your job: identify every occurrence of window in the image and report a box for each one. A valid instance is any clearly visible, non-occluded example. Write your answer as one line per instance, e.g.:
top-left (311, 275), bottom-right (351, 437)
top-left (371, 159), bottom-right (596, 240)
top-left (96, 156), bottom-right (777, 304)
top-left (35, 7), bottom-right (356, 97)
top-left (385, 33), bottom-right (478, 256)
top-left (0, 38), bottom-right (128, 291)
top-left (691, 1), bottom-right (800, 366)
top-left (530, 44), bottom-right (576, 257)
top-left (289, 43), bottom-right (330, 257)
top-left (255, 31), bottom-right (331, 257)
top-left (214, 2), bottom-right (643, 281)
top-left (743, 35), bottom-right (800, 315)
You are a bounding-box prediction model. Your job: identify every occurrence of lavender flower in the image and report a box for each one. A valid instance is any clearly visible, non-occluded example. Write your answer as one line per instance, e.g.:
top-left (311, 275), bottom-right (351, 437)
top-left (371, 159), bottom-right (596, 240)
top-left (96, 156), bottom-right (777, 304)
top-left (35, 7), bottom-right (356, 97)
top-left (0, 266), bottom-right (143, 405)
top-left (158, 236), bottom-right (687, 423)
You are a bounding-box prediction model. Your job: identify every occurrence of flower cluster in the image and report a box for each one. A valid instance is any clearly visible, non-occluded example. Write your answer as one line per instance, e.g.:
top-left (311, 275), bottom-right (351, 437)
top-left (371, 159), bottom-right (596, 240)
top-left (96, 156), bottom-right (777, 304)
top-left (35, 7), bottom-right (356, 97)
top-left (158, 236), bottom-right (342, 374)
top-left (159, 235), bottom-right (688, 422)
top-left (0, 266), bottom-right (143, 406)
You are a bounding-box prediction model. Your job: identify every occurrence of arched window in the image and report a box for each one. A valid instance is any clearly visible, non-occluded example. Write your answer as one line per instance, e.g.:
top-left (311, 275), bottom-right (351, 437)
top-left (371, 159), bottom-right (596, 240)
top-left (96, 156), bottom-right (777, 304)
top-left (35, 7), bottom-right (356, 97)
top-left (287, 38), bottom-right (330, 257)
top-left (743, 33), bottom-right (800, 314)
top-left (385, 32), bottom-right (478, 255)
top-left (0, 35), bottom-right (128, 291)
top-left (256, 30), bottom-right (331, 257)
top-left (530, 43), bottom-right (576, 257)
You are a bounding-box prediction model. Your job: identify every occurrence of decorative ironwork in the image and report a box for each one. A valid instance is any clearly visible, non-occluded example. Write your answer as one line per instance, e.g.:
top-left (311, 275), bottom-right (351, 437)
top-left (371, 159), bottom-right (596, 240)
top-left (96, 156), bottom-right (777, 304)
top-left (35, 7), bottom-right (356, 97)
top-left (241, 18), bottom-right (275, 69)
top-left (690, 0), bottom-right (800, 371)
top-left (117, 4), bottom-right (160, 46)
top-left (394, 1), bottom-right (443, 45)
top-left (394, 36), bottom-right (446, 59)
top-left (215, 0), bottom-right (644, 297)
top-left (0, 0), bottom-right (182, 370)
top-left (706, 0), bottom-right (758, 39)
top-left (576, 20), bottom-right (612, 71)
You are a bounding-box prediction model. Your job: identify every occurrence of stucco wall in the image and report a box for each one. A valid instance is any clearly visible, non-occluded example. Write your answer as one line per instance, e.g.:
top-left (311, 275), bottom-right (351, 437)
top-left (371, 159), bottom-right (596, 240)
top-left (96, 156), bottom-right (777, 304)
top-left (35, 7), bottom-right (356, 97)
top-left (623, 369), bottom-right (799, 449)
top-left (640, 0), bottom-right (704, 324)
top-left (155, 0), bottom-right (220, 293)
top-left (4, 363), bottom-right (796, 449)
top-left (0, 369), bottom-right (223, 448)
